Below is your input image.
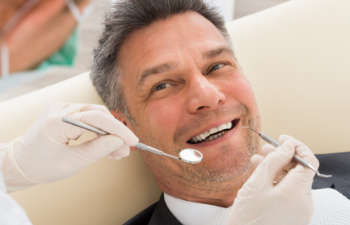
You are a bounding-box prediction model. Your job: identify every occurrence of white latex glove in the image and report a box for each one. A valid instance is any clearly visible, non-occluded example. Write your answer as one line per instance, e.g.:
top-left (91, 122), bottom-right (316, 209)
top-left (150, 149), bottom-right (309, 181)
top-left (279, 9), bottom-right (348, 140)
top-left (0, 152), bottom-right (33, 225)
top-left (1, 103), bottom-right (138, 191)
top-left (229, 135), bottom-right (319, 225)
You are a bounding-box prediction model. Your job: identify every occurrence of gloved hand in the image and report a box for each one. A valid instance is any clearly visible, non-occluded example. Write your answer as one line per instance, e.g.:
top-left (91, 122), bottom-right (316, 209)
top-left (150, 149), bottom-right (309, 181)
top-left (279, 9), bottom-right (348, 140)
top-left (229, 135), bottom-right (319, 225)
top-left (1, 103), bottom-right (138, 191)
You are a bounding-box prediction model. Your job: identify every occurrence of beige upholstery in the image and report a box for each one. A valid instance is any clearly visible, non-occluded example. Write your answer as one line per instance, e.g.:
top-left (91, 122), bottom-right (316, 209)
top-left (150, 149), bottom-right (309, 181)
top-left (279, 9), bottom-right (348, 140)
top-left (0, 0), bottom-right (349, 224)
top-left (226, 0), bottom-right (350, 154)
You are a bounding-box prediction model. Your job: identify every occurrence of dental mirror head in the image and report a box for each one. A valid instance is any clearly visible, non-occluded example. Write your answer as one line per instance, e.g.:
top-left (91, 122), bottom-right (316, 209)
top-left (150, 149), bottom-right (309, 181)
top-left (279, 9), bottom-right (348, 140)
top-left (179, 148), bottom-right (203, 164)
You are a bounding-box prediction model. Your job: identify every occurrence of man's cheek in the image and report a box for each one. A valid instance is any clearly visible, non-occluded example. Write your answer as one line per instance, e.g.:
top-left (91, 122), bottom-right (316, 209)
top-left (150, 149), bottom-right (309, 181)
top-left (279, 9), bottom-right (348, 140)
top-left (228, 79), bottom-right (256, 108)
top-left (146, 102), bottom-right (180, 136)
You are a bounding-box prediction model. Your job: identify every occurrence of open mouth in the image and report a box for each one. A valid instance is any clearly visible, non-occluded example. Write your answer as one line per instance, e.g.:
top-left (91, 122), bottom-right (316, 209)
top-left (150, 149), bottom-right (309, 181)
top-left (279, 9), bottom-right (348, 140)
top-left (187, 119), bottom-right (240, 145)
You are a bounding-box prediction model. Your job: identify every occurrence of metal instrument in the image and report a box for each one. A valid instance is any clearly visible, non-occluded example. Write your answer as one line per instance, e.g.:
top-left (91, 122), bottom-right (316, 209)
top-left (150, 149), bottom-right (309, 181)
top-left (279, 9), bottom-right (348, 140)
top-left (62, 117), bottom-right (203, 164)
top-left (244, 127), bottom-right (332, 178)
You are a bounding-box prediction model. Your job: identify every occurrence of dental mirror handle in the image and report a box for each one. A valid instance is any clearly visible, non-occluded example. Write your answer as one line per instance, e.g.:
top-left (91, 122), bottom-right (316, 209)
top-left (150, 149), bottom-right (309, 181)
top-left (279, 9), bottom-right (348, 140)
top-left (62, 117), bottom-right (181, 161)
top-left (135, 143), bottom-right (180, 160)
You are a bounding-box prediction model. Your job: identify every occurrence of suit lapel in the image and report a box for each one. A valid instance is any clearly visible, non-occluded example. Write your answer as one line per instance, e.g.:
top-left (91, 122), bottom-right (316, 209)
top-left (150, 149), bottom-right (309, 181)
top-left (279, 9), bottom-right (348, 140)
top-left (148, 195), bottom-right (183, 225)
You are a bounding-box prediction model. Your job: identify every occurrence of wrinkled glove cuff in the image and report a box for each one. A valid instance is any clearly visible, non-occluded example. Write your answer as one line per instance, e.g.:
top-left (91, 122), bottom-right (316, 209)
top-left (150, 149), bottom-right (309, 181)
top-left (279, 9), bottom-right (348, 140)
top-left (1, 139), bottom-right (39, 192)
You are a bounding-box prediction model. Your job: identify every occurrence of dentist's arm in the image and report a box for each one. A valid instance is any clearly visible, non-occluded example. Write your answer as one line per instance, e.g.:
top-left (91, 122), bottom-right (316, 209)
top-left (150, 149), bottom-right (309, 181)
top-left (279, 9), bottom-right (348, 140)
top-left (0, 103), bottom-right (138, 192)
top-left (230, 135), bottom-right (319, 225)
top-left (0, 151), bottom-right (33, 225)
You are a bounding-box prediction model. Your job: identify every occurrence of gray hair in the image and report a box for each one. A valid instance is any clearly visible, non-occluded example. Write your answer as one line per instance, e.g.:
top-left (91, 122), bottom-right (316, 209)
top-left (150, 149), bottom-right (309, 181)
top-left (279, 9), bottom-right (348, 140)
top-left (90, 0), bottom-right (229, 117)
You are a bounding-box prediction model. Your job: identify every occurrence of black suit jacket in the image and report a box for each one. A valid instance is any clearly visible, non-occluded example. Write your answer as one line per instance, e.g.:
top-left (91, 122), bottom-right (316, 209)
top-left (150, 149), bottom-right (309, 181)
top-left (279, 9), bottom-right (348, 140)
top-left (124, 195), bottom-right (181, 225)
top-left (124, 152), bottom-right (350, 225)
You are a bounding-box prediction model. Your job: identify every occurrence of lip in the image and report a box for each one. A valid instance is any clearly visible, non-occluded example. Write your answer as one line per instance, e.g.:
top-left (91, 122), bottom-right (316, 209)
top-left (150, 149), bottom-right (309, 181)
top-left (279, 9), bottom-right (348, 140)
top-left (185, 118), bottom-right (241, 148)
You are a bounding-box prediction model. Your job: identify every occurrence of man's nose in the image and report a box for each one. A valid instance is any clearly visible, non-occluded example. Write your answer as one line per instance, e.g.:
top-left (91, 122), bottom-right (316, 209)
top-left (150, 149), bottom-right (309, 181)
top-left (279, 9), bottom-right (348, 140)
top-left (186, 75), bottom-right (226, 113)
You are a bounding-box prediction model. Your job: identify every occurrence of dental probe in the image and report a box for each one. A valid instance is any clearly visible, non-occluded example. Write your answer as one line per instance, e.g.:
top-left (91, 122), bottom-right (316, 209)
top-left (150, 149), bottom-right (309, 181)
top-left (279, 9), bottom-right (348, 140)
top-left (243, 127), bottom-right (332, 178)
top-left (62, 117), bottom-right (203, 164)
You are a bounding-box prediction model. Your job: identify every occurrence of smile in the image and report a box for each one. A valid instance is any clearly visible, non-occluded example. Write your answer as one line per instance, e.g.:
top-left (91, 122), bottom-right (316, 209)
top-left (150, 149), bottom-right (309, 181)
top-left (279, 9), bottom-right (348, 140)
top-left (187, 119), bottom-right (240, 144)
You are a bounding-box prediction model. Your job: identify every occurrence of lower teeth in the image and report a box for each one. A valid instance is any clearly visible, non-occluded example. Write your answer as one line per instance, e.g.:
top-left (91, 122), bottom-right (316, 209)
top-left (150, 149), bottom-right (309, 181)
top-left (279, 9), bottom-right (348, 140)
top-left (190, 130), bottom-right (227, 144)
top-left (207, 131), bottom-right (225, 141)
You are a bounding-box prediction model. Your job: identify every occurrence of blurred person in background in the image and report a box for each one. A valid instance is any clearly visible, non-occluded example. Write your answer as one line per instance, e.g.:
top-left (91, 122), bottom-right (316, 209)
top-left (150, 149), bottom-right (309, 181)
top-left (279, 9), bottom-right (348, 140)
top-left (0, 0), bottom-right (91, 78)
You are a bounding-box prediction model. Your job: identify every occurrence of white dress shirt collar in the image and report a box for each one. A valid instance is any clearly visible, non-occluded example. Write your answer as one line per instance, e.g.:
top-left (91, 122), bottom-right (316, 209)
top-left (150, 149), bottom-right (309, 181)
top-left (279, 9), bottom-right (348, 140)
top-left (164, 189), bottom-right (350, 225)
top-left (164, 193), bottom-right (233, 225)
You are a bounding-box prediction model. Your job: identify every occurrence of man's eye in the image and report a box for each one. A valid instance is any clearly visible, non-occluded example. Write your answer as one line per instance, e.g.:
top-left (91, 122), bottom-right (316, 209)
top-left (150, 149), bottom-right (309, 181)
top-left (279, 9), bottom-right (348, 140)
top-left (207, 63), bottom-right (225, 74)
top-left (153, 82), bottom-right (170, 92)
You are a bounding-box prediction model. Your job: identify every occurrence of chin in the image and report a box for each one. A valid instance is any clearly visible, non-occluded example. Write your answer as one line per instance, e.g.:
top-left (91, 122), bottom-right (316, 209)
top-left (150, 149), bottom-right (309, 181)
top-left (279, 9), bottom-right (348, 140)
top-left (192, 148), bottom-right (252, 183)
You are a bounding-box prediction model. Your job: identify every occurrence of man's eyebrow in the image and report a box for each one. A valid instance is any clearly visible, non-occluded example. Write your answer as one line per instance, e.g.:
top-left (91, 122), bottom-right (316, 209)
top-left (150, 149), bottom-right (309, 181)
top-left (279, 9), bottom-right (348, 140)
top-left (137, 47), bottom-right (233, 86)
top-left (203, 46), bottom-right (234, 59)
top-left (138, 63), bottom-right (176, 86)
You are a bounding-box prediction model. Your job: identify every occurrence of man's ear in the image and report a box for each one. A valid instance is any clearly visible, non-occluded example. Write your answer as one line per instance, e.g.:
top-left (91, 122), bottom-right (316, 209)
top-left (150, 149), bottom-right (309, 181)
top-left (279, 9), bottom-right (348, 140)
top-left (111, 110), bottom-right (130, 127)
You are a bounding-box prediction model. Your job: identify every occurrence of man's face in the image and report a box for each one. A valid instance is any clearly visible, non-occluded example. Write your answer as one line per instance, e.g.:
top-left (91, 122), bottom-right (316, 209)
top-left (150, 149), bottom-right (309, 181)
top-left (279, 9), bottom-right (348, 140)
top-left (116, 12), bottom-right (260, 202)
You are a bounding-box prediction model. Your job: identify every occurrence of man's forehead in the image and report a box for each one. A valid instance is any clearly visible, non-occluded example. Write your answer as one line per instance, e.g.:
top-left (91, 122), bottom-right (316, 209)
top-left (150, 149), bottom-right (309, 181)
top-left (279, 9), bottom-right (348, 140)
top-left (118, 12), bottom-right (230, 81)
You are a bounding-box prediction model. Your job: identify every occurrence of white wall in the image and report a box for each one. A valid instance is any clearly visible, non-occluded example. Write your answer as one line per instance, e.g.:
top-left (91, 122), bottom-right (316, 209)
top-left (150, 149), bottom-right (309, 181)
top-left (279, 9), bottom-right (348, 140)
top-left (205, 0), bottom-right (235, 21)
top-left (111, 0), bottom-right (236, 21)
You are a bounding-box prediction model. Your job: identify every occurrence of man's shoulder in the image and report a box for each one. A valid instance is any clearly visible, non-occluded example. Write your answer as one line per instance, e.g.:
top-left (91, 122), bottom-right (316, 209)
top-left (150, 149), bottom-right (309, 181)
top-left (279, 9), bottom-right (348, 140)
top-left (123, 195), bottom-right (182, 225)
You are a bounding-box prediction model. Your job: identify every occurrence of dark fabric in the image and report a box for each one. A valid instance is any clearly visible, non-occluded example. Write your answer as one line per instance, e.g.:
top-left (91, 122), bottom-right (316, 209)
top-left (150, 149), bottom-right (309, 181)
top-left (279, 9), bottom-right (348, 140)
top-left (123, 195), bottom-right (182, 225)
top-left (124, 152), bottom-right (350, 225)
top-left (147, 195), bottom-right (182, 225)
top-left (123, 202), bottom-right (157, 225)
top-left (312, 152), bottom-right (350, 199)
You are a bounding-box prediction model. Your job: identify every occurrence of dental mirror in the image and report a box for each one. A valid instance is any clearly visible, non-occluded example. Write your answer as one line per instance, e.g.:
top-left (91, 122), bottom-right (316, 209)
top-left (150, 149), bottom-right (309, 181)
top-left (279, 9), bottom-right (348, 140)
top-left (179, 148), bottom-right (203, 164)
top-left (62, 117), bottom-right (203, 164)
top-left (135, 143), bottom-right (202, 164)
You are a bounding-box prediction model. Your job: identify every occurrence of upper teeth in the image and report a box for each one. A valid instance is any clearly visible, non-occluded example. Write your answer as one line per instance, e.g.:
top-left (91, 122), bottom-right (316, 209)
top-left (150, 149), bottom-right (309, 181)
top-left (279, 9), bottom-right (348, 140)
top-left (191, 122), bottom-right (232, 142)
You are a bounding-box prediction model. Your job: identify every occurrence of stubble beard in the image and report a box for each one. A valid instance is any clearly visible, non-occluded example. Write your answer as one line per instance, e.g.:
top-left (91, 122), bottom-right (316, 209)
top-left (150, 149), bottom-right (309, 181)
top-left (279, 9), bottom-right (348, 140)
top-left (179, 116), bottom-right (259, 187)
top-left (131, 104), bottom-right (260, 192)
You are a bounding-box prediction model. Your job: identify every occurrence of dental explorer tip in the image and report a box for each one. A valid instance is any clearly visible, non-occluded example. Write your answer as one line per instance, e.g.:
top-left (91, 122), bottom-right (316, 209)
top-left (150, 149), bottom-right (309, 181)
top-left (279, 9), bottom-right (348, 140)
top-left (242, 126), bottom-right (259, 134)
